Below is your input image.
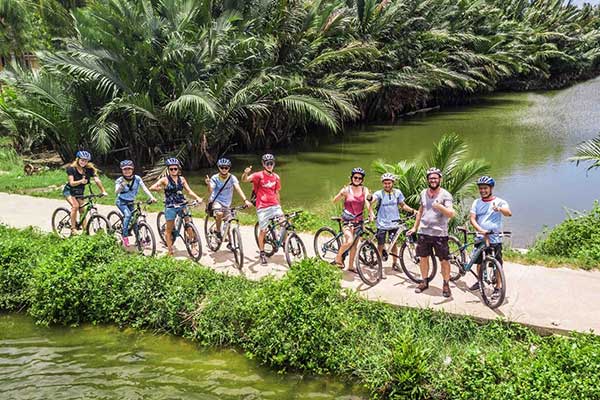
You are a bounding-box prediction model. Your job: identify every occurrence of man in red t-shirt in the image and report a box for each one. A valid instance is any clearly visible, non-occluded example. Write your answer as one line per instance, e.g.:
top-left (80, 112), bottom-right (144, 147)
top-left (241, 153), bottom-right (283, 265)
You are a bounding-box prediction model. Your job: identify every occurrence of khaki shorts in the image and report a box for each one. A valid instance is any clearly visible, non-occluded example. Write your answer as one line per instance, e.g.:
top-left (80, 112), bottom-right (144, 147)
top-left (257, 205), bottom-right (284, 231)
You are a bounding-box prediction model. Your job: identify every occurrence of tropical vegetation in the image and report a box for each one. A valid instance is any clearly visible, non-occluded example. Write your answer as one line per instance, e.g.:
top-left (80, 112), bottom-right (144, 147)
top-left (1, 226), bottom-right (599, 399)
top-left (0, 0), bottom-right (599, 169)
top-left (570, 132), bottom-right (600, 170)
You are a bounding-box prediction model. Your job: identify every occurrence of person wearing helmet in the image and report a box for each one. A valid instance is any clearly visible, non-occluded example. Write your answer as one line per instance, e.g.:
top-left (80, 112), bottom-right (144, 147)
top-left (241, 153), bottom-right (283, 265)
top-left (371, 173), bottom-right (416, 271)
top-left (331, 167), bottom-right (374, 271)
top-left (204, 158), bottom-right (253, 239)
top-left (407, 167), bottom-right (455, 297)
top-left (149, 158), bottom-right (203, 256)
top-left (62, 150), bottom-right (108, 235)
top-left (114, 160), bottom-right (157, 247)
top-left (469, 176), bottom-right (512, 295)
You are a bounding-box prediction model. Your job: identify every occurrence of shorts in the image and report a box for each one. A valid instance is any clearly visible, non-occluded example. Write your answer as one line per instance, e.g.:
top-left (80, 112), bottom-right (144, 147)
top-left (210, 201), bottom-right (230, 217)
top-left (257, 205), bottom-right (284, 231)
top-left (376, 228), bottom-right (399, 246)
top-left (62, 184), bottom-right (82, 198)
top-left (473, 243), bottom-right (503, 265)
top-left (165, 205), bottom-right (187, 221)
top-left (416, 234), bottom-right (450, 260)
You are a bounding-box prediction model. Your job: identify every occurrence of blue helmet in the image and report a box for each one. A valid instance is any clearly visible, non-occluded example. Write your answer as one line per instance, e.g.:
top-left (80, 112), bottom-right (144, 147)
top-left (351, 167), bottom-right (365, 177)
top-left (477, 175), bottom-right (495, 187)
top-left (165, 157), bottom-right (180, 167)
top-left (217, 158), bottom-right (231, 167)
top-left (261, 153), bottom-right (275, 162)
top-left (76, 150), bottom-right (92, 161)
top-left (120, 159), bottom-right (134, 169)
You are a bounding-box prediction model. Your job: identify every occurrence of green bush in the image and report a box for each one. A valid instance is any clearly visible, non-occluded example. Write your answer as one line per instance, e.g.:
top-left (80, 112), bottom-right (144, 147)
top-left (532, 202), bottom-right (600, 268)
top-left (1, 228), bottom-right (599, 399)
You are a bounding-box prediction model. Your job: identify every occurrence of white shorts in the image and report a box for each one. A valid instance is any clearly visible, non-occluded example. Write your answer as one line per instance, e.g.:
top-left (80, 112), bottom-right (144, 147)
top-left (257, 205), bottom-right (284, 231)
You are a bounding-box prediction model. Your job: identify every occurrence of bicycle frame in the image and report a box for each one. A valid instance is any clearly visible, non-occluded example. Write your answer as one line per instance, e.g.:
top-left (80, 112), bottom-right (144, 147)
top-left (75, 195), bottom-right (99, 228)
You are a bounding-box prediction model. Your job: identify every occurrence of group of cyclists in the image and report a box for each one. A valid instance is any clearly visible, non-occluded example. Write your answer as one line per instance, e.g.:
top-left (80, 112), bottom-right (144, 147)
top-left (62, 150), bottom-right (512, 299)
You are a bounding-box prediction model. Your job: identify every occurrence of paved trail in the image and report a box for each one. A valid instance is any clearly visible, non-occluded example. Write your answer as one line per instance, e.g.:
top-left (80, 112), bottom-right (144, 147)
top-left (1, 192), bottom-right (599, 334)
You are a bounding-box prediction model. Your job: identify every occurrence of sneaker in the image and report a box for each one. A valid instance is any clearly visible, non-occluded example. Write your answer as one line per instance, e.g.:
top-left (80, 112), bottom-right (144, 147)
top-left (215, 231), bottom-right (222, 240)
top-left (442, 281), bottom-right (452, 298)
top-left (391, 263), bottom-right (401, 272)
top-left (226, 243), bottom-right (233, 251)
top-left (469, 282), bottom-right (480, 291)
top-left (491, 288), bottom-right (501, 300)
top-left (71, 229), bottom-right (83, 236)
top-left (122, 237), bottom-right (129, 247)
top-left (259, 251), bottom-right (268, 265)
top-left (414, 282), bottom-right (429, 294)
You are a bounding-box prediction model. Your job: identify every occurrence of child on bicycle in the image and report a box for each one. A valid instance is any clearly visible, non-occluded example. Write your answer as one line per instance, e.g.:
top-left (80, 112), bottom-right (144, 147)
top-left (149, 158), bottom-right (203, 256)
top-left (114, 160), bottom-right (157, 246)
top-left (62, 150), bottom-right (108, 235)
top-left (371, 173), bottom-right (416, 271)
top-left (204, 158), bottom-right (253, 239)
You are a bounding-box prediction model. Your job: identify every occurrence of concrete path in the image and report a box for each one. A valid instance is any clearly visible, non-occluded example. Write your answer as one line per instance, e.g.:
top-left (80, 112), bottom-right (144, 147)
top-left (1, 192), bottom-right (599, 335)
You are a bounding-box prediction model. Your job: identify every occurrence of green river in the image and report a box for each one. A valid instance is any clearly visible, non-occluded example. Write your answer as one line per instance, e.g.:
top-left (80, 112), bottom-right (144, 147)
top-left (191, 77), bottom-right (600, 246)
top-left (0, 314), bottom-right (363, 399)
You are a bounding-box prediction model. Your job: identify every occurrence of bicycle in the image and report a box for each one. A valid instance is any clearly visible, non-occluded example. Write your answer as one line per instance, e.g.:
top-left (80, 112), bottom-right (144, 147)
top-left (51, 193), bottom-right (110, 238)
top-left (252, 211), bottom-right (307, 267)
top-left (155, 201), bottom-right (203, 261)
top-left (447, 227), bottom-right (510, 309)
top-left (313, 217), bottom-right (382, 286)
top-left (204, 205), bottom-right (247, 269)
top-left (107, 200), bottom-right (157, 256)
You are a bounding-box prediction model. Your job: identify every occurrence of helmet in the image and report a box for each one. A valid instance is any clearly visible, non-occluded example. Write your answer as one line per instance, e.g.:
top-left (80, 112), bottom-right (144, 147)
top-left (217, 158), bottom-right (231, 167)
top-left (476, 175), bottom-right (495, 187)
top-left (381, 172), bottom-right (396, 182)
top-left (351, 167), bottom-right (366, 177)
top-left (76, 150), bottom-right (92, 161)
top-left (261, 153), bottom-right (275, 162)
top-left (120, 159), bottom-right (134, 169)
top-left (426, 167), bottom-right (442, 178)
top-left (165, 157), bottom-right (180, 167)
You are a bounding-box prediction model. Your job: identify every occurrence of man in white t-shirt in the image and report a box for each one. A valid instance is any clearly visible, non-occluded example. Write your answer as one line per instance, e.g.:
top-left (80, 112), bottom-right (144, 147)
top-left (469, 176), bottom-right (512, 296)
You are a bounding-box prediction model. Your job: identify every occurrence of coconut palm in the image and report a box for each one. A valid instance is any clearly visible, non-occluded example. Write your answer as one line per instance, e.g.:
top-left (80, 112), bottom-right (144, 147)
top-left (569, 134), bottom-right (600, 171)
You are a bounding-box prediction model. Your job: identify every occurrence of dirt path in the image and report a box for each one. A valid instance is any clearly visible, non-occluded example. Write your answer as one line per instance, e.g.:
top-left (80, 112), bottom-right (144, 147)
top-left (1, 192), bottom-right (599, 335)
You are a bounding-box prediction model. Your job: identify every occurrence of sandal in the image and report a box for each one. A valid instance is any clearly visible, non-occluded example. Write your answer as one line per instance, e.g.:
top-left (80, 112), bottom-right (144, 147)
top-left (414, 282), bottom-right (429, 293)
top-left (330, 260), bottom-right (344, 269)
top-left (442, 281), bottom-right (452, 298)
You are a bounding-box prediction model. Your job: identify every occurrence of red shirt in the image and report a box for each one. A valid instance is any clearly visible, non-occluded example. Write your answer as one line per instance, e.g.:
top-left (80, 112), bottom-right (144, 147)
top-left (249, 170), bottom-right (281, 209)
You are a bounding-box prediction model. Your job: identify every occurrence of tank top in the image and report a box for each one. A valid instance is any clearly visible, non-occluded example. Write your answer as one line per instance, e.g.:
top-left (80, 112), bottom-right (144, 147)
top-left (165, 175), bottom-right (185, 207)
top-left (343, 186), bottom-right (365, 222)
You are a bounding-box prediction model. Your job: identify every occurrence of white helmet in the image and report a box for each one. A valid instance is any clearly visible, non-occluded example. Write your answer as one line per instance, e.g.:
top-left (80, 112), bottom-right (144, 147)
top-left (381, 172), bottom-right (396, 182)
top-left (426, 167), bottom-right (442, 178)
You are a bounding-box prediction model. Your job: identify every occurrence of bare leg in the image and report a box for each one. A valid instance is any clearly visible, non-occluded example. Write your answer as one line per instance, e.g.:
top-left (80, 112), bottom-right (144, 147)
top-left (335, 226), bottom-right (354, 265)
top-left (166, 220), bottom-right (175, 255)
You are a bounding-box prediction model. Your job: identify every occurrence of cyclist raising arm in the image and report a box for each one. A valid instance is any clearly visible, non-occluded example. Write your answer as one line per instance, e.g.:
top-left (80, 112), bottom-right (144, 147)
top-left (62, 150), bottom-right (108, 235)
top-left (149, 158), bottom-right (203, 256)
top-left (332, 167), bottom-right (374, 271)
top-left (114, 160), bottom-right (157, 247)
top-left (469, 176), bottom-right (512, 297)
top-left (204, 158), bottom-right (253, 238)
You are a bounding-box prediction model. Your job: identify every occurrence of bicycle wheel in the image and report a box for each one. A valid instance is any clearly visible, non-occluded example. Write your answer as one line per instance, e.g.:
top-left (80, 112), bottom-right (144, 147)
top-left (230, 225), bottom-right (244, 270)
top-left (183, 222), bottom-right (203, 262)
top-left (399, 239), bottom-right (437, 283)
top-left (448, 236), bottom-right (465, 282)
top-left (204, 215), bottom-right (222, 252)
top-left (86, 214), bottom-right (110, 235)
top-left (255, 222), bottom-right (277, 257)
top-left (313, 227), bottom-right (341, 263)
top-left (284, 232), bottom-right (307, 267)
top-left (135, 221), bottom-right (156, 257)
top-left (355, 240), bottom-right (383, 286)
top-left (51, 207), bottom-right (72, 238)
top-left (156, 211), bottom-right (167, 245)
top-left (478, 256), bottom-right (506, 309)
top-left (107, 210), bottom-right (123, 238)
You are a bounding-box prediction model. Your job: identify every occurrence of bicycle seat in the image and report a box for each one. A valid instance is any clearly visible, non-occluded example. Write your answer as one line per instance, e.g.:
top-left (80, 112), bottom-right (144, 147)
top-left (330, 217), bottom-right (342, 221)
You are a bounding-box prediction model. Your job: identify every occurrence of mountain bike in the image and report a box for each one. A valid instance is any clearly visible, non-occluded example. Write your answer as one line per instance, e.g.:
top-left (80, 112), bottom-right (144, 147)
top-left (107, 200), bottom-right (157, 256)
top-left (204, 205), bottom-right (247, 269)
top-left (156, 201), bottom-right (203, 261)
top-left (313, 217), bottom-right (382, 286)
top-left (448, 227), bottom-right (510, 309)
top-left (51, 193), bottom-right (109, 238)
top-left (253, 211), bottom-right (307, 267)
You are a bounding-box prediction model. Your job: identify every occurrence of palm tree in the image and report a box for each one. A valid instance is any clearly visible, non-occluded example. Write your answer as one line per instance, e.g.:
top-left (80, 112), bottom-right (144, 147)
top-left (569, 134), bottom-right (600, 171)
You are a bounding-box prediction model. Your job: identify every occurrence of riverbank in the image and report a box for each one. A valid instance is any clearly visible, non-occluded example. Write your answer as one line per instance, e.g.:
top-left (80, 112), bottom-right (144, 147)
top-left (1, 226), bottom-right (600, 399)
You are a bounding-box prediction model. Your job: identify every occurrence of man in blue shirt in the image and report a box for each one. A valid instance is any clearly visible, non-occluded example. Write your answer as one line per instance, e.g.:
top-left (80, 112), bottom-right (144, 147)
top-left (371, 173), bottom-right (416, 271)
top-left (205, 158), bottom-right (253, 238)
top-left (469, 175), bottom-right (512, 294)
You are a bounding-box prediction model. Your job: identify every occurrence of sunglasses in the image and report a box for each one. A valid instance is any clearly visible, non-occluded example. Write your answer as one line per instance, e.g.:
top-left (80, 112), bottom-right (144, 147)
top-left (168, 167), bottom-right (179, 171)
top-left (218, 166), bottom-right (230, 170)
top-left (352, 176), bottom-right (364, 180)
top-left (264, 161), bottom-right (275, 167)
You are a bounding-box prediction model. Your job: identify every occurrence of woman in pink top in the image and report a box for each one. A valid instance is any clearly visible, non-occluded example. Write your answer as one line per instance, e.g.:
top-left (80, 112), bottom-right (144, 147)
top-left (332, 167), bottom-right (374, 271)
